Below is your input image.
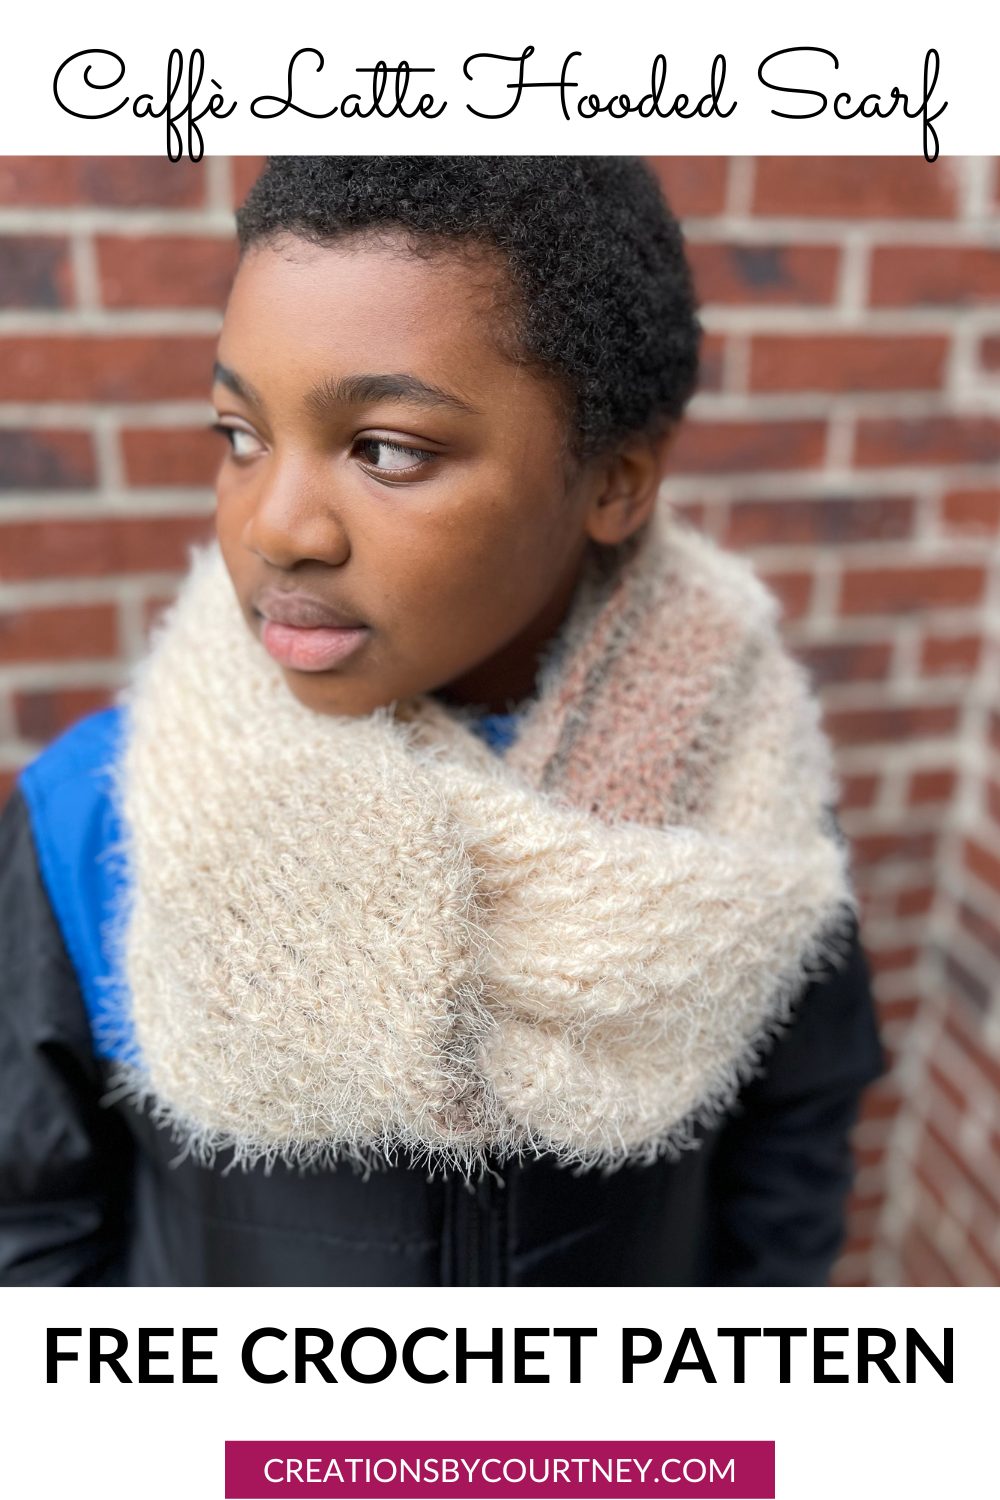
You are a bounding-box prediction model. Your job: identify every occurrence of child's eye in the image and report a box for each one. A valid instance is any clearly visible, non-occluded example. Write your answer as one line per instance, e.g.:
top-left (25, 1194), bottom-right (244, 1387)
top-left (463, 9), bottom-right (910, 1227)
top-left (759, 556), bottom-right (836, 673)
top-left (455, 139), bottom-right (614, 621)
top-left (355, 437), bottom-right (433, 475)
top-left (212, 423), bottom-right (264, 460)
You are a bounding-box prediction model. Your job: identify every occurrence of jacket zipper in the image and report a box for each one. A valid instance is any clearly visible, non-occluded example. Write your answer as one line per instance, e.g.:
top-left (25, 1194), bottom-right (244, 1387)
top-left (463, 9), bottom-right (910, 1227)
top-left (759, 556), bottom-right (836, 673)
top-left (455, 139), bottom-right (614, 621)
top-left (444, 1160), bottom-right (505, 1286)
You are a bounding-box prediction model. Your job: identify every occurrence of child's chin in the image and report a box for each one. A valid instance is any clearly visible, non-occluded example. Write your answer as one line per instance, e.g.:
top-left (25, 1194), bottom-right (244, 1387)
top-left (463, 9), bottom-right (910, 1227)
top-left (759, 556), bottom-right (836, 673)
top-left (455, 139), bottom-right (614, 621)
top-left (280, 666), bottom-right (394, 719)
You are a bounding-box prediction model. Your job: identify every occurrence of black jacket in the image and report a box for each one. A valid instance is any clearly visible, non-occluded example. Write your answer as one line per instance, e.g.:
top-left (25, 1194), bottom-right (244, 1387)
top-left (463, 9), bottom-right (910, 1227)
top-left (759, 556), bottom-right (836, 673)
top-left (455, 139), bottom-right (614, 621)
top-left (0, 783), bottom-right (884, 1287)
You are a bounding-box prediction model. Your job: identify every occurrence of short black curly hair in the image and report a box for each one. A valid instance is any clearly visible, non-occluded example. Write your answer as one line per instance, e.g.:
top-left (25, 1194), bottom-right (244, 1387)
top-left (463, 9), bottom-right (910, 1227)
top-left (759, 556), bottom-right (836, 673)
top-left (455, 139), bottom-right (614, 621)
top-left (235, 157), bottom-right (701, 460)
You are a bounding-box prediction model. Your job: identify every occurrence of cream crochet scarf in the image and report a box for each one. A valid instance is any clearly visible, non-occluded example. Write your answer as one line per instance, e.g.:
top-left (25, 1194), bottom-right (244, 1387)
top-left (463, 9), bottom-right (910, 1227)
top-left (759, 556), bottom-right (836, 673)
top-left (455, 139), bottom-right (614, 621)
top-left (106, 505), bottom-right (855, 1173)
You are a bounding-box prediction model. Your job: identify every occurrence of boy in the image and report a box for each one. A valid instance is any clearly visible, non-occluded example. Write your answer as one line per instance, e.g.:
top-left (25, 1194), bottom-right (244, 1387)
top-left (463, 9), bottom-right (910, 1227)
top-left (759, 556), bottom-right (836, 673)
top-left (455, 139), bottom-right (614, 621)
top-left (0, 157), bottom-right (883, 1286)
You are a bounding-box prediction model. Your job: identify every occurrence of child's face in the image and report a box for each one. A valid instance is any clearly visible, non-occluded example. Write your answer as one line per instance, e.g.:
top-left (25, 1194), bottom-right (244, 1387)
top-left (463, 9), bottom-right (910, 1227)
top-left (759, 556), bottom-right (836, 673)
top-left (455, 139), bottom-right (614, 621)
top-left (212, 234), bottom-right (610, 717)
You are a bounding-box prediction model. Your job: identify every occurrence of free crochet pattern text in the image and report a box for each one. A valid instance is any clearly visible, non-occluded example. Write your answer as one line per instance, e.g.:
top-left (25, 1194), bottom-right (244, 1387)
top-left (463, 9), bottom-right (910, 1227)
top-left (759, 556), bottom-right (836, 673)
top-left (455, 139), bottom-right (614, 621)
top-left (46, 1324), bottom-right (954, 1385)
top-left (49, 44), bottom-right (947, 162)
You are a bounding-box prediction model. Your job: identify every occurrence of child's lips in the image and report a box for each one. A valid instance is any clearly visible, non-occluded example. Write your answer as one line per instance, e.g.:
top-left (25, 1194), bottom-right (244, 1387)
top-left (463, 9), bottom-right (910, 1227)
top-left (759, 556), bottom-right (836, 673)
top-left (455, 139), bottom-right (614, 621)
top-left (253, 586), bottom-right (371, 672)
top-left (259, 619), bottom-right (371, 672)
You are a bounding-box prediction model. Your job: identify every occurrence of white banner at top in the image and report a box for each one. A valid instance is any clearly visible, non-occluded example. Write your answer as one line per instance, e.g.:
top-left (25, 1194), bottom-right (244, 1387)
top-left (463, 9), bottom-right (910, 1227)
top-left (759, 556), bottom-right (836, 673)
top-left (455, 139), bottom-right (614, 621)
top-left (0, 0), bottom-right (995, 159)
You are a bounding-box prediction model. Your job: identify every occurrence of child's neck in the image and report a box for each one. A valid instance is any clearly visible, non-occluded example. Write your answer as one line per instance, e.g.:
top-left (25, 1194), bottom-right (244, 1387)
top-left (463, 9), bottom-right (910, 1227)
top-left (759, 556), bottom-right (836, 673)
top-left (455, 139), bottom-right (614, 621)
top-left (434, 667), bottom-right (536, 718)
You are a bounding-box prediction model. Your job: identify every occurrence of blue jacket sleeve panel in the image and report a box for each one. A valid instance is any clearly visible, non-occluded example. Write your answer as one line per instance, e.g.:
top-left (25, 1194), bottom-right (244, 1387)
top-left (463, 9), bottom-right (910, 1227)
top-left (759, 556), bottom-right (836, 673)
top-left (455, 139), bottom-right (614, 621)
top-left (16, 704), bottom-right (132, 1062)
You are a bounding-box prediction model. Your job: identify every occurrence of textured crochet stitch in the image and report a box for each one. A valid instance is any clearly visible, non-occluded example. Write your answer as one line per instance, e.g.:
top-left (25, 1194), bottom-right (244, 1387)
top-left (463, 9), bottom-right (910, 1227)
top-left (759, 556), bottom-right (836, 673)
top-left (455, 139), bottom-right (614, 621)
top-left (105, 505), bottom-right (856, 1174)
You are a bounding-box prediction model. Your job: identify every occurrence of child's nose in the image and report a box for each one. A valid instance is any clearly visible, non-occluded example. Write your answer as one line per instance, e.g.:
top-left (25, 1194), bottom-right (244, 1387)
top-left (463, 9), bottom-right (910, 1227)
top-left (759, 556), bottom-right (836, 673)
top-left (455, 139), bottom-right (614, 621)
top-left (242, 462), bottom-right (351, 571)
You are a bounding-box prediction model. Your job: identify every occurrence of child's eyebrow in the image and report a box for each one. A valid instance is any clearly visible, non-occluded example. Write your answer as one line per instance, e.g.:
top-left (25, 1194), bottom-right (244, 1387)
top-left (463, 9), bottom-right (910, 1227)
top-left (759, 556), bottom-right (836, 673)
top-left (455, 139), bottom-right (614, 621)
top-left (213, 361), bottom-right (263, 408)
top-left (212, 363), bottom-right (480, 421)
top-left (304, 373), bottom-right (480, 419)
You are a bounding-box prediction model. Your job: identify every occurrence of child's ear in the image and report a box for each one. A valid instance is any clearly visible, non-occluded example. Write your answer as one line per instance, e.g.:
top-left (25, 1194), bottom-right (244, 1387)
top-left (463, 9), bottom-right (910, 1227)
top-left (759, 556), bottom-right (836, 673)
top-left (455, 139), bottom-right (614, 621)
top-left (584, 426), bottom-right (676, 546)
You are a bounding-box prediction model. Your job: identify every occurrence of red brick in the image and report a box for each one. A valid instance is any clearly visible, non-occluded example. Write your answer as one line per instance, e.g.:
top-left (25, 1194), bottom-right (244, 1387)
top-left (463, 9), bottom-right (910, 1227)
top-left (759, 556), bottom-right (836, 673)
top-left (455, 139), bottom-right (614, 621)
top-left (879, 994), bottom-right (922, 1021)
top-left (900, 1224), bottom-right (960, 1287)
top-left (852, 829), bottom-right (939, 867)
top-left (752, 158), bottom-right (957, 219)
top-left (14, 686), bottom-right (114, 743)
top-left (987, 779), bottom-right (1000, 829)
top-left (980, 335), bottom-right (1000, 373)
top-left (957, 900), bottom-right (1000, 964)
top-left (231, 157), bottom-right (268, 209)
top-left (920, 633), bottom-right (982, 676)
top-left (943, 944), bottom-right (990, 1006)
top-left (965, 838), bottom-right (1000, 898)
top-left (926, 1116), bottom-right (1000, 1219)
top-left (757, 568), bottom-right (814, 620)
top-left (854, 1139), bottom-right (893, 1173)
top-left (854, 416), bottom-right (1000, 468)
top-left (944, 951), bottom-right (993, 1013)
top-left (908, 767), bottom-right (957, 805)
top-left (0, 515), bottom-right (213, 580)
top-left (919, 1118), bottom-right (969, 1197)
top-left (945, 1004), bottom-right (1000, 1094)
top-left (841, 1204), bottom-right (882, 1239)
top-left (838, 772), bottom-right (880, 810)
top-left (846, 1185), bottom-right (887, 1216)
top-left (869, 246), bottom-right (1000, 307)
top-left (686, 241), bottom-right (840, 306)
top-left (838, 564), bottom-right (986, 615)
top-left (915, 1152), bottom-right (959, 1218)
top-left (97, 235), bottom-right (238, 309)
top-left (941, 489), bottom-right (1000, 535)
top-left (893, 887), bottom-right (935, 919)
top-left (0, 236), bottom-right (74, 309)
top-left (0, 336), bottom-right (217, 402)
top-left (750, 334), bottom-right (948, 393)
top-left (869, 944), bottom-right (920, 976)
top-left (0, 767), bottom-right (17, 807)
top-left (122, 426), bottom-right (225, 487)
top-left (828, 703), bottom-right (959, 746)
top-left (966, 1226), bottom-right (1000, 1285)
top-left (725, 494), bottom-right (913, 548)
top-left (646, 157), bottom-right (729, 217)
top-left (851, 816), bottom-right (947, 864)
top-left (858, 1082), bottom-right (903, 1123)
top-left (696, 333), bottom-right (725, 394)
top-left (0, 603), bottom-right (118, 664)
top-left (946, 954), bottom-right (989, 1009)
top-left (795, 640), bottom-right (893, 687)
top-left (0, 429), bottom-right (96, 490)
top-left (668, 419), bottom-right (826, 475)
top-left (0, 157), bottom-right (206, 207)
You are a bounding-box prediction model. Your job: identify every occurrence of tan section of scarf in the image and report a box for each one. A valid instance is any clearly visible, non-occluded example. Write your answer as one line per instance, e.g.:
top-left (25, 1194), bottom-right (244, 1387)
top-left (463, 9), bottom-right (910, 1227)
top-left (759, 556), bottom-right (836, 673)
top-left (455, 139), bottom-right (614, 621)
top-left (109, 506), bottom-right (855, 1172)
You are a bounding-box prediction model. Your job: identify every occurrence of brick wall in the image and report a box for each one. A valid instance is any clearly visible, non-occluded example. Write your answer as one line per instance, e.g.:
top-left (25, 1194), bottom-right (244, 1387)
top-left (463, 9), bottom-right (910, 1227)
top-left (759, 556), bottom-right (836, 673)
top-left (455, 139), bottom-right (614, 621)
top-left (647, 155), bottom-right (1000, 1287)
top-left (0, 155), bottom-right (997, 1284)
